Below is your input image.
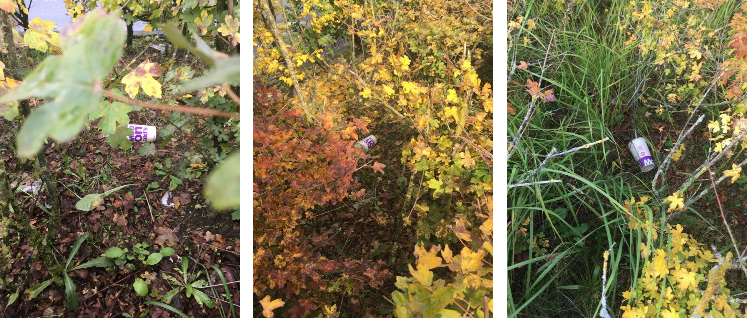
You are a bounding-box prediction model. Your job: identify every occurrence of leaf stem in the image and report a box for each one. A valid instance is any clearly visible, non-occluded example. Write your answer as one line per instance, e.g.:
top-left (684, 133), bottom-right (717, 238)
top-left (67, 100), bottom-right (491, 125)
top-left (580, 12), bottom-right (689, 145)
top-left (103, 90), bottom-right (239, 119)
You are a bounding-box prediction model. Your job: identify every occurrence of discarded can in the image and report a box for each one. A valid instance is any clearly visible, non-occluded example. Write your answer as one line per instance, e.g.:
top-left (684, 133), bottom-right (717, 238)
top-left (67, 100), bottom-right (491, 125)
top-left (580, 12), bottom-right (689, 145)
top-left (628, 137), bottom-right (655, 172)
top-left (127, 124), bottom-right (157, 142)
top-left (354, 135), bottom-right (377, 152)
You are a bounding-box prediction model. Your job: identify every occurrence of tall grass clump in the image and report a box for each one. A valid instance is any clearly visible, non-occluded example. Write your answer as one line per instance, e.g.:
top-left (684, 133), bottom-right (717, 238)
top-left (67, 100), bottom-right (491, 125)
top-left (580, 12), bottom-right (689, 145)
top-left (509, 0), bottom-right (747, 316)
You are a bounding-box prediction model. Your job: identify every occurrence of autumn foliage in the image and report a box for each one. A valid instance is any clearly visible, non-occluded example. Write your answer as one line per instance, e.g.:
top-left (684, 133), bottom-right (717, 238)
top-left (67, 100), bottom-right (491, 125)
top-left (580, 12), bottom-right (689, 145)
top-left (253, 79), bottom-right (392, 315)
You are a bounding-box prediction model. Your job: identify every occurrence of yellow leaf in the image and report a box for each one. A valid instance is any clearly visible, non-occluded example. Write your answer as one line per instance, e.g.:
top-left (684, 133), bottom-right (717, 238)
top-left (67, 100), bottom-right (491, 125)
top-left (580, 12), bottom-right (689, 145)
top-left (479, 215), bottom-right (492, 236)
top-left (402, 81), bottom-right (420, 94)
top-left (461, 60), bottom-right (472, 70)
top-left (661, 307), bottom-right (679, 318)
top-left (723, 164), bottom-right (742, 183)
top-left (359, 87), bottom-right (372, 98)
top-left (144, 24), bottom-right (153, 32)
top-left (446, 89), bottom-right (458, 103)
top-left (483, 241), bottom-right (492, 255)
top-left (671, 267), bottom-right (698, 291)
top-left (408, 264), bottom-right (433, 286)
top-left (526, 19), bottom-right (536, 30)
top-left (426, 178), bottom-right (442, 189)
top-left (714, 138), bottom-right (732, 153)
top-left (671, 143), bottom-right (685, 161)
top-left (121, 61), bottom-right (163, 99)
top-left (139, 77), bottom-right (162, 98)
top-left (460, 247), bottom-right (485, 273)
top-left (664, 192), bottom-right (684, 212)
top-left (441, 244), bottom-right (453, 263)
top-left (689, 49), bottom-right (702, 60)
top-left (23, 18), bottom-right (60, 52)
top-left (651, 249), bottom-right (669, 278)
top-left (383, 85), bottom-right (395, 96)
top-left (453, 70), bottom-right (461, 77)
top-left (444, 106), bottom-right (459, 121)
top-left (416, 248), bottom-right (442, 270)
top-left (260, 295), bottom-right (285, 318)
top-left (707, 120), bottom-right (720, 133)
top-left (399, 55), bottom-right (410, 71)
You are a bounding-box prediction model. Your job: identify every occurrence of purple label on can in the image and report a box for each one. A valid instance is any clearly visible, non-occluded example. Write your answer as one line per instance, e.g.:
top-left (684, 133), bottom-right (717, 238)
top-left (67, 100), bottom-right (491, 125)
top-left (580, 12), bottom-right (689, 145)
top-left (362, 136), bottom-right (376, 148)
top-left (127, 125), bottom-right (148, 142)
top-left (638, 156), bottom-right (653, 167)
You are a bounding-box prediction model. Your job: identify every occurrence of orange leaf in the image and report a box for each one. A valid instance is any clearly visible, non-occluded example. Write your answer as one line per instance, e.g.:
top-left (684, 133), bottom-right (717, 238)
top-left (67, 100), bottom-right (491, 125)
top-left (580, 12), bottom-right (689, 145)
top-left (518, 61), bottom-right (527, 70)
top-left (371, 162), bottom-right (386, 174)
top-left (508, 103), bottom-right (516, 115)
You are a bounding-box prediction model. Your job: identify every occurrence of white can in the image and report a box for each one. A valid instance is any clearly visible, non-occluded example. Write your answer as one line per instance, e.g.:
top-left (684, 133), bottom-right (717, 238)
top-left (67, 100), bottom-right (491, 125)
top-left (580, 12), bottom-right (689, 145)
top-left (354, 135), bottom-right (377, 152)
top-left (628, 137), bottom-right (655, 172)
top-left (127, 124), bottom-right (157, 142)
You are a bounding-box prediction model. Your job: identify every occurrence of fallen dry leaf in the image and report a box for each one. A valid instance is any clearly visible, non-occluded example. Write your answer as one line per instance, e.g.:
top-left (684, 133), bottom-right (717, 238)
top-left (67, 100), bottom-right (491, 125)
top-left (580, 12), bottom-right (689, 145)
top-left (154, 226), bottom-right (179, 245)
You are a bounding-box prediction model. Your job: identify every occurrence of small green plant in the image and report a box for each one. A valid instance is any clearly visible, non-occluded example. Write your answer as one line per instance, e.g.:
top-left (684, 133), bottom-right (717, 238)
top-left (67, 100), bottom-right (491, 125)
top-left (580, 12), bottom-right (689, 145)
top-left (24, 233), bottom-right (95, 310)
top-left (161, 257), bottom-right (215, 308)
top-left (75, 242), bottom-right (175, 273)
top-left (154, 159), bottom-right (183, 191)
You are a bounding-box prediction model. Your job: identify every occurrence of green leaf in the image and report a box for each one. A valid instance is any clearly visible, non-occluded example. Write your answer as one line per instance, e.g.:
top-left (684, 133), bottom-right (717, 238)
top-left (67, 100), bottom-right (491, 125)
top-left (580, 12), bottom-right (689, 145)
top-left (75, 194), bottom-right (103, 211)
top-left (439, 309), bottom-right (462, 318)
top-left (138, 143), bottom-right (156, 156)
top-left (66, 233), bottom-right (89, 270)
top-left (71, 256), bottom-right (114, 270)
top-left (143, 301), bottom-right (189, 318)
top-left (162, 287), bottom-right (182, 304)
top-left (178, 56), bottom-right (239, 93)
top-left (64, 273), bottom-right (78, 310)
top-left (89, 100), bottom-right (131, 135)
top-left (75, 184), bottom-right (133, 211)
top-left (0, 10), bottom-right (125, 158)
top-left (0, 100), bottom-right (18, 121)
top-left (392, 291), bottom-right (407, 305)
top-left (427, 178), bottom-right (443, 190)
top-left (133, 278), bottom-right (148, 297)
top-left (231, 209), bottom-right (239, 220)
top-left (168, 175), bottom-right (182, 191)
top-left (211, 265), bottom-right (236, 318)
top-left (6, 291), bottom-right (19, 309)
top-left (394, 305), bottom-right (411, 318)
top-left (185, 284), bottom-right (192, 298)
top-left (205, 152), bottom-right (239, 210)
top-left (190, 288), bottom-right (214, 308)
top-left (160, 247), bottom-right (175, 257)
top-left (106, 125), bottom-right (133, 149)
top-left (26, 278), bottom-right (53, 300)
top-left (105, 247), bottom-right (125, 258)
top-left (147, 253), bottom-right (163, 265)
top-left (161, 23), bottom-right (216, 66)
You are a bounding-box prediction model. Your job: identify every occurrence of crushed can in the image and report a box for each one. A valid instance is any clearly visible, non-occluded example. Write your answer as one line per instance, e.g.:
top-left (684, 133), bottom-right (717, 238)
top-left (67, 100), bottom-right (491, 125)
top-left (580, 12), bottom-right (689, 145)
top-left (354, 135), bottom-right (377, 152)
top-left (628, 137), bottom-right (655, 172)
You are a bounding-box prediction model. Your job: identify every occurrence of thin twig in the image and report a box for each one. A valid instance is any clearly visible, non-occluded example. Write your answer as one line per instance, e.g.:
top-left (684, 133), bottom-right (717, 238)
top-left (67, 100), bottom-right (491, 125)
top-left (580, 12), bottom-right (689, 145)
top-left (222, 84), bottom-right (240, 105)
top-left (508, 179), bottom-right (562, 189)
top-left (517, 147), bottom-right (557, 184)
top-left (104, 90), bottom-right (239, 119)
top-left (541, 138), bottom-right (610, 159)
top-left (685, 156), bottom-right (747, 208)
top-left (674, 130), bottom-right (747, 199)
top-left (706, 168), bottom-right (747, 278)
top-left (508, 31), bottom-right (555, 161)
top-left (652, 114), bottom-right (705, 190)
top-left (194, 280), bottom-right (240, 289)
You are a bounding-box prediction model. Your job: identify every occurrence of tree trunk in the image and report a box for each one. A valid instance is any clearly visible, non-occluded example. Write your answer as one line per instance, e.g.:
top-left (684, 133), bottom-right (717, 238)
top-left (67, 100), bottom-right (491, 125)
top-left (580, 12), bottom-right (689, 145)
top-left (127, 20), bottom-right (134, 48)
top-left (214, 0), bottom-right (229, 53)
